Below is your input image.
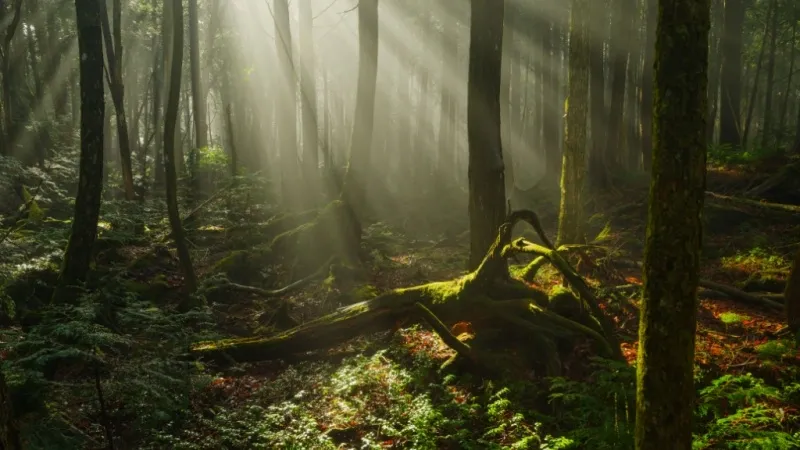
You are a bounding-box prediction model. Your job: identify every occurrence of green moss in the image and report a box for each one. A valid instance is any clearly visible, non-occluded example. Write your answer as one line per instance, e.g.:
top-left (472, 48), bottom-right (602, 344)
top-left (352, 284), bottom-right (378, 301)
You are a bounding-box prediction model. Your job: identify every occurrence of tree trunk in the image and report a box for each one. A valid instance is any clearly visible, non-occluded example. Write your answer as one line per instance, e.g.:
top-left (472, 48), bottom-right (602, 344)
top-left (341, 0), bottom-right (378, 222)
top-left (557, 0), bottom-right (590, 247)
top-left (784, 247), bottom-right (800, 334)
top-left (606, 0), bottom-right (633, 171)
top-left (299, 0), bottom-right (320, 201)
top-left (53, 0), bottom-right (106, 304)
top-left (625, 0), bottom-right (642, 169)
top-left (588, 3), bottom-right (608, 187)
top-left (274, 0), bottom-right (301, 208)
top-left (778, 12), bottom-right (797, 146)
top-left (639, 0), bottom-right (657, 171)
top-left (706, 0), bottom-right (724, 144)
top-left (719, 0), bottom-right (746, 148)
top-left (0, 0), bottom-right (23, 157)
top-left (467, 0), bottom-right (506, 270)
top-left (760, 0), bottom-right (779, 150)
top-left (188, 0), bottom-right (208, 203)
top-left (163, 0), bottom-right (197, 294)
top-left (635, 0), bottom-right (709, 448)
top-left (99, 0), bottom-right (136, 201)
top-left (741, 0), bottom-right (773, 147)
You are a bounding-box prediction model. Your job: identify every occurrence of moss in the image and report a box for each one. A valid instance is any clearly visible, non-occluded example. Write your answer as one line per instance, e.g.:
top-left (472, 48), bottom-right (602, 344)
top-left (122, 274), bottom-right (172, 302)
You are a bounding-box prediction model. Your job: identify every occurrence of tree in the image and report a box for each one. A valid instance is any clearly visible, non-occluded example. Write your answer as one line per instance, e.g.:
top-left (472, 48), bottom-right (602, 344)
top-left (556, 0), bottom-right (590, 247)
top-left (466, 0), bottom-right (506, 270)
top-left (640, 0), bottom-right (657, 171)
top-left (163, 0), bottom-right (197, 294)
top-left (341, 0), bottom-right (378, 219)
top-left (0, 0), bottom-right (23, 157)
top-left (635, 0), bottom-right (709, 447)
top-left (52, 0), bottom-right (106, 304)
top-left (606, 0), bottom-right (636, 174)
top-left (299, 0), bottom-right (320, 199)
top-left (719, 0), bottom-right (746, 148)
top-left (188, 0), bottom-right (209, 168)
top-left (274, 0), bottom-right (301, 208)
top-left (98, 0), bottom-right (136, 201)
top-left (785, 247), bottom-right (800, 334)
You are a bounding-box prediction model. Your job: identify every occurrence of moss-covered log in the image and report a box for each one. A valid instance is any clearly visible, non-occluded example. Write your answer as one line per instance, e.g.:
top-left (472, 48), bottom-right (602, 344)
top-left (191, 209), bottom-right (623, 369)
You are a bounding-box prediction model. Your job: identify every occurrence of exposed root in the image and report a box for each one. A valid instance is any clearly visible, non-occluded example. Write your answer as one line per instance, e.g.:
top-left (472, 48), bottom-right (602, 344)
top-left (699, 280), bottom-right (784, 311)
top-left (191, 209), bottom-right (625, 370)
top-left (208, 257), bottom-right (338, 301)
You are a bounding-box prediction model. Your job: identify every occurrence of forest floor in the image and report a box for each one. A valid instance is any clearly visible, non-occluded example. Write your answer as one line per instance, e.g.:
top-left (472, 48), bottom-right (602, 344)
top-left (140, 169), bottom-right (799, 448)
top-left (3, 164), bottom-right (800, 449)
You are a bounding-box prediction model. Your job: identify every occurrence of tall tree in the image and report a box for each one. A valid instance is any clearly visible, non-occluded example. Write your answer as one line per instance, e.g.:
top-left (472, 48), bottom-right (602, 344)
top-left (606, 0), bottom-right (635, 171)
top-left (760, 0), bottom-right (780, 149)
top-left (640, 0), bottom-right (657, 170)
top-left (188, 0), bottom-right (209, 154)
top-left (635, 0), bottom-right (709, 447)
top-left (0, 0), bottom-right (23, 157)
top-left (719, 0), bottom-right (746, 148)
top-left (52, 0), bottom-right (106, 303)
top-left (556, 0), bottom-right (590, 246)
top-left (466, 0), bottom-right (506, 269)
top-left (163, 0), bottom-right (197, 294)
top-left (299, 0), bottom-right (320, 198)
top-left (274, 0), bottom-right (301, 207)
top-left (342, 0), bottom-right (378, 219)
top-left (99, 0), bottom-right (136, 201)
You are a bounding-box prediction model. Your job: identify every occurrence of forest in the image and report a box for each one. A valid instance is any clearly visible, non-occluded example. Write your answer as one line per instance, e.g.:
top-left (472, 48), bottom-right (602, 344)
top-left (0, 0), bottom-right (799, 448)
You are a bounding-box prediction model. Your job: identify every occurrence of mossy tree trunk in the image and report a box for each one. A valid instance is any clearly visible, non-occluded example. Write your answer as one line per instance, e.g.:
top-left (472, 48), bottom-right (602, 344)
top-left (163, 0), bottom-right (197, 293)
top-left (634, 1), bottom-right (709, 448)
top-left (606, 0), bottom-right (633, 172)
top-left (341, 0), bottom-right (378, 220)
top-left (556, 0), bottom-right (590, 247)
top-left (52, 0), bottom-right (106, 304)
top-left (719, 0), bottom-right (745, 148)
top-left (466, 0), bottom-right (507, 270)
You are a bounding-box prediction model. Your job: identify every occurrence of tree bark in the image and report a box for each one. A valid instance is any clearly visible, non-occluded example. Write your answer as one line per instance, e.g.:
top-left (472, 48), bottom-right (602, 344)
top-left (274, 0), bottom-right (302, 208)
top-left (299, 0), bottom-right (320, 201)
top-left (557, 0), bottom-right (590, 246)
top-left (342, 0), bottom-right (378, 221)
top-left (99, 0), bottom-right (136, 201)
top-left (760, 0), bottom-right (780, 150)
top-left (606, 0), bottom-right (634, 171)
top-left (467, 0), bottom-right (507, 269)
top-left (635, 0), bottom-right (709, 448)
top-left (784, 247), bottom-right (800, 334)
top-left (188, 0), bottom-right (208, 204)
top-left (53, 0), bottom-right (106, 304)
top-left (719, 0), bottom-right (746, 148)
top-left (163, 0), bottom-right (197, 294)
top-left (639, 0), bottom-right (657, 171)
top-left (741, 0), bottom-right (773, 147)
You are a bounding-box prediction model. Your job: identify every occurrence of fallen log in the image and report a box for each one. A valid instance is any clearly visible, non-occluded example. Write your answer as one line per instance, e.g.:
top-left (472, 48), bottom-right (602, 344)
top-left (191, 209), bottom-right (624, 369)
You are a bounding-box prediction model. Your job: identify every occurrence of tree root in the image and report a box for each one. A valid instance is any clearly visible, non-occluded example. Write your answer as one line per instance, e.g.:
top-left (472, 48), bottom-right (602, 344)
top-left (191, 209), bottom-right (625, 369)
top-left (207, 256), bottom-right (338, 301)
top-left (698, 280), bottom-right (784, 311)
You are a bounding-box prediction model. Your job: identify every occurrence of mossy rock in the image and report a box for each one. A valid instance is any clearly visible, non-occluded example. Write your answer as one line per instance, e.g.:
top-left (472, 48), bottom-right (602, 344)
top-left (1, 265), bottom-right (59, 327)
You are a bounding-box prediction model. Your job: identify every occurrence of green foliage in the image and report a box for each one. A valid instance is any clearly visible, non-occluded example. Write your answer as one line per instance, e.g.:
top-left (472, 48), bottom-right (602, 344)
top-left (719, 311), bottom-right (747, 325)
top-left (707, 143), bottom-right (783, 166)
top-left (546, 358), bottom-right (635, 449)
top-left (1, 276), bottom-right (217, 449)
top-left (152, 340), bottom-right (565, 449)
top-left (694, 374), bottom-right (800, 449)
